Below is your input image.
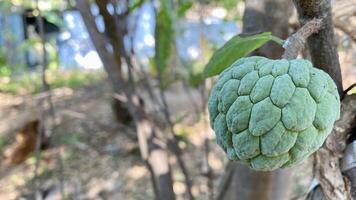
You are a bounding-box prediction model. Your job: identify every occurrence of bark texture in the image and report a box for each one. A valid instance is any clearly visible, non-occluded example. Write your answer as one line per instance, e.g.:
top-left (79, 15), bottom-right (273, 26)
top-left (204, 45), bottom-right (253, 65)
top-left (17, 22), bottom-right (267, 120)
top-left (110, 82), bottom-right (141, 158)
top-left (345, 168), bottom-right (356, 199)
top-left (282, 18), bottom-right (322, 59)
top-left (220, 0), bottom-right (294, 199)
top-left (292, 0), bottom-right (343, 96)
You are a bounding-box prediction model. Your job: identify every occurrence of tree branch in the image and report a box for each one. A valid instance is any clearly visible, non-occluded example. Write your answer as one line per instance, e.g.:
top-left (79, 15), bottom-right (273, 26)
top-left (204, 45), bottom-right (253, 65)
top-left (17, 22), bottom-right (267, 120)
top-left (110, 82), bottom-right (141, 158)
top-left (282, 18), bottom-right (323, 60)
top-left (293, 0), bottom-right (344, 96)
top-left (344, 83), bottom-right (356, 96)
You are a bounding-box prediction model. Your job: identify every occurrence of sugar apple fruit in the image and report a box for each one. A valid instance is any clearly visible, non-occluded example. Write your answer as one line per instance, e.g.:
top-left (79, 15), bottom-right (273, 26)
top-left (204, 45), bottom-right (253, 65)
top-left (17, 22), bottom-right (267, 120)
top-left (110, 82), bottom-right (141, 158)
top-left (208, 56), bottom-right (340, 171)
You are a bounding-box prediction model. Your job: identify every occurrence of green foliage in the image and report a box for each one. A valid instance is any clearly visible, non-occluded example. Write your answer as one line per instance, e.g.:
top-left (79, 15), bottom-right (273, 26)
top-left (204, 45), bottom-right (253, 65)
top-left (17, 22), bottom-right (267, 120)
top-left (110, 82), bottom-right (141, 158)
top-left (153, 2), bottom-right (174, 75)
top-left (174, 128), bottom-right (189, 143)
top-left (203, 32), bottom-right (283, 78)
top-left (0, 135), bottom-right (8, 152)
top-left (1, 0), bottom-right (65, 11)
top-left (0, 70), bottom-right (105, 94)
top-left (208, 56), bottom-right (340, 170)
top-left (177, 0), bottom-right (193, 17)
top-left (129, 0), bottom-right (145, 12)
top-left (42, 11), bottom-right (64, 27)
top-left (185, 36), bottom-right (214, 87)
top-left (18, 38), bottom-right (41, 52)
top-left (199, 0), bottom-right (241, 10)
top-left (349, 87), bottom-right (356, 94)
top-left (49, 70), bottom-right (103, 88)
top-left (0, 1), bottom-right (12, 10)
top-left (0, 67), bottom-right (11, 77)
top-left (0, 46), bottom-right (13, 77)
top-left (220, 0), bottom-right (240, 10)
top-left (61, 132), bottom-right (84, 146)
top-left (188, 66), bottom-right (204, 87)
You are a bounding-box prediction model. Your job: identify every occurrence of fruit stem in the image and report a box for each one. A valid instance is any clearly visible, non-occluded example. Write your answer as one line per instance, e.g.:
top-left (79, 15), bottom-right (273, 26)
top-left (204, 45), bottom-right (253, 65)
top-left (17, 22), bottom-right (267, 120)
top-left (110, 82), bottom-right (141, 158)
top-left (270, 36), bottom-right (285, 46)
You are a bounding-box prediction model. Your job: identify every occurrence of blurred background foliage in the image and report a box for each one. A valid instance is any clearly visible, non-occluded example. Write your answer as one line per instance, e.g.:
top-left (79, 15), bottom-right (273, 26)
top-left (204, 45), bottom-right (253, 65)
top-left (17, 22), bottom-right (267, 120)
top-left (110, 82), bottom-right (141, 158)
top-left (0, 0), bottom-right (243, 94)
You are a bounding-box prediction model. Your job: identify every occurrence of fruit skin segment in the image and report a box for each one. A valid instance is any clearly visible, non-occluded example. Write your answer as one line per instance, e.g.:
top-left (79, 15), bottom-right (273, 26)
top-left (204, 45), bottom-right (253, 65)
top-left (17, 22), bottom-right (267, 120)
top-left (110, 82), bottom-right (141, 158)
top-left (208, 56), bottom-right (340, 171)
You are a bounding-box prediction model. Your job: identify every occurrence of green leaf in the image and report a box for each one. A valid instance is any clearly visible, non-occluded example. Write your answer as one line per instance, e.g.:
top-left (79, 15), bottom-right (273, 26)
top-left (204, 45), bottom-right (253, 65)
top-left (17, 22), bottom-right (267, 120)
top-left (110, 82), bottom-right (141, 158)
top-left (0, 1), bottom-right (12, 11)
top-left (177, 1), bottom-right (193, 17)
top-left (203, 32), bottom-right (281, 78)
top-left (129, 0), bottom-right (145, 12)
top-left (42, 11), bottom-right (64, 27)
top-left (221, 0), bottom-right (240, 10)
top-left (19, 38), bottom-right (41, 52)
top-left (189, 72), bottom-right (204, 87)
top-left (154, 4), bottom-right (174, 74)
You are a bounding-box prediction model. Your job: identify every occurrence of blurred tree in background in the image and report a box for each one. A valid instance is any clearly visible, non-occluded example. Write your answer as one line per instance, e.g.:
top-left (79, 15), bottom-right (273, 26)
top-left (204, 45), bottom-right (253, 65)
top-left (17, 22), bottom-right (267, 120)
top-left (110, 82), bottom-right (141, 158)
top-left (0, 0), bottom-right (355, 199)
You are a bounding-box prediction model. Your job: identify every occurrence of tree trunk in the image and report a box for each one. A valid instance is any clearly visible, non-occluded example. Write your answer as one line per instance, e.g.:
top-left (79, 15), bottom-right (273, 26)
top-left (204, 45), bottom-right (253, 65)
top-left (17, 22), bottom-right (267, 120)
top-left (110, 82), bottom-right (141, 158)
top-left (221, 164), bottom-right (293, 200)
top-left (76, 1), bottom-right (175, 199)
top-left (136, 116), bottom-right (175, 200)
top-left (292, 1), bottom-right (355, 199)
top-left (79, 0), bottom-right (132, 124)
top-left (93, 0), bottom-right (133, 124)
top-left (292, 0), bottom-right (344, 96)
top-left (220, 1), bottom-right (294, 199)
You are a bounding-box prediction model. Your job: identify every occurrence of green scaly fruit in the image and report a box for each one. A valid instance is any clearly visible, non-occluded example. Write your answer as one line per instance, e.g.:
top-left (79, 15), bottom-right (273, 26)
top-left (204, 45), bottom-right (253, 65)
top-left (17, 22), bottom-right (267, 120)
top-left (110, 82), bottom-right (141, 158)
top-left (208, 56), bottom-right (340, 171)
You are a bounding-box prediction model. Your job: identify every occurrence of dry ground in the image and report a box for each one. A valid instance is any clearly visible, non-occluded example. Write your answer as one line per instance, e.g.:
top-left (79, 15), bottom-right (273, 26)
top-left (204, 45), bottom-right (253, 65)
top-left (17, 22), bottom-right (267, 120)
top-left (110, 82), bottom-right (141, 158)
top-left (0, 80), bottom-right (317, 200)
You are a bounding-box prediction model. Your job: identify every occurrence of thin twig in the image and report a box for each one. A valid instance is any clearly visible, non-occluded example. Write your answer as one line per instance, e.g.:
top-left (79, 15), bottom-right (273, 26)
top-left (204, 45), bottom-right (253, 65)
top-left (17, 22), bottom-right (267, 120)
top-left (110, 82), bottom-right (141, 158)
top-left (33, 2), bottom-right (65, 199)
top-left (34, 100), bottom-right (44, 199)
top-left (282, 18), bottom-right (323, 60)
top-left (200, 82), bottom-right (214, 200)
top-left (156, 53), bottom-right (195, 200)
top-left (197, 5), bottom-right (214, 199)
top-left (33, 2), bottom-right (47, 197)
top-left (145, 160), bottom-right (161, 200)
top-left (121, 6), bottom-right (163, 112)
top-left (344, 83), bottom-right (356, 96)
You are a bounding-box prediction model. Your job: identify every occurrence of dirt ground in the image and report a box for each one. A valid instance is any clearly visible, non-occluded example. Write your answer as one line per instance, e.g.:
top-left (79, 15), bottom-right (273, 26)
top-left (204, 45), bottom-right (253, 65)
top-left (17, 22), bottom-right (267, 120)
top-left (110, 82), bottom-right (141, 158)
top-left (0, 80), bottom-right (319, 200)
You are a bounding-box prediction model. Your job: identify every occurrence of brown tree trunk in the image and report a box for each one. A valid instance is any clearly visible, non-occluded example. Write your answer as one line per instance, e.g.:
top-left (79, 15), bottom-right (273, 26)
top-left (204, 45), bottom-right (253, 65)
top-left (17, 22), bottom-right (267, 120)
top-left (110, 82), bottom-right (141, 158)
top-left (76, 1), bottom-right (175, 199)
top-left (220, 0), bottom-right (294, 199)
top-left (221, 164), bottom-right (293, 200)
top-left (80, 0), bottom-right (132, 124)
top-left (292, 1), bottom-right (354, 199)
top-left (93, 0), bottom-right (133, 124)
top-left (292, 0), bottom-right (344, 96)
